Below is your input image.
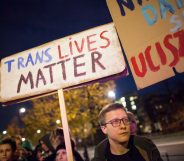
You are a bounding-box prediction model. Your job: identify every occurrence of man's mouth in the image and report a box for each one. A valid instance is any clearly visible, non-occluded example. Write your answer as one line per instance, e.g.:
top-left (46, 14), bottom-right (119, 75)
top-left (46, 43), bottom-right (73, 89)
top-left (1, 156), bottom-right (7, 159)
top-left (119, 132), bottom-right (129, 135)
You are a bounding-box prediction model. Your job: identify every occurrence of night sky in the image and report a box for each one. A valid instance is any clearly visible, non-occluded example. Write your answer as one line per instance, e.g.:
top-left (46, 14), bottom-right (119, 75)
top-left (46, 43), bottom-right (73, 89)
top-left (0, 0), bottom-right (184, 132)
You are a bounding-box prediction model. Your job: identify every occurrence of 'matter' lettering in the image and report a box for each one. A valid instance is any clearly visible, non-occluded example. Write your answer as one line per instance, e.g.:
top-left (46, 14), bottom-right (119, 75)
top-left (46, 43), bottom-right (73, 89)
top-left (17, 51), bottom-right (106, 93)
top-left (17, 72), bottom-right (34, 93)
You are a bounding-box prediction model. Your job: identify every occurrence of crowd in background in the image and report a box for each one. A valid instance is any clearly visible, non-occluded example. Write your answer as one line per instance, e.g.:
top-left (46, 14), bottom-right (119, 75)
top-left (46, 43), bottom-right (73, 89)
top-left (0, 127), bottom-right (84, 161)
top-left (0, 109), bottom-right (139, 161)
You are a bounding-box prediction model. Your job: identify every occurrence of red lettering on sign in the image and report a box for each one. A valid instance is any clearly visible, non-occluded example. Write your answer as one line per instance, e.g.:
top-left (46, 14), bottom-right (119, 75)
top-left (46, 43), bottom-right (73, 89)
top-left (131, 53), bottom-right (147, 77)
top-left (174, 30), bottom-right (184, 57)
top-left (155, 42), bottom-right (167, 65)
top-left (87, 34), bottom-right (97, 52)
top-left (164, 34), bottom-right (179, 67)
top-left (145, 46), bottom-right (160, 72)
top-left (74, 38), bottom-right (85, 53)
top-left (58, 45), bottom-right (69, 59)
top-left (100, 30), bottom-right (111, 49)
top-left (57, 30), bottom-right (111, 60)
top-left (130, 29), bottom-right (183, 77)
top-left (69, 37), bottom-right (73, 55)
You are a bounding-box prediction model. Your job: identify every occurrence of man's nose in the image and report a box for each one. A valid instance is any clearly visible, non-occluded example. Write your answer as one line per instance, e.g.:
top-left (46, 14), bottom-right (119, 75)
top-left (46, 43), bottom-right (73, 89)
top-left (2, 151), bottom-right (6, 156)
top-left (119, 120), bottom-right (126, 128)
top-left (59, 153), bottom-right (63, 159)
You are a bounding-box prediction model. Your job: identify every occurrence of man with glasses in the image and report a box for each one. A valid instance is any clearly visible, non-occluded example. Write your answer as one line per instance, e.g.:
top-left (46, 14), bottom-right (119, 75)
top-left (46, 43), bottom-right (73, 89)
top-left (92, 103), bottom-right (163, 161)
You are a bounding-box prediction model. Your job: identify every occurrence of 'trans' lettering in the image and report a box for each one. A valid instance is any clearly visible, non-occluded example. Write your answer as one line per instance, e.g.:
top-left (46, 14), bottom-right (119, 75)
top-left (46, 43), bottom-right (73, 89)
top-left (17, 51), bottom-right (106, 93)
top-left (4, 48), bottom-right (52, 72)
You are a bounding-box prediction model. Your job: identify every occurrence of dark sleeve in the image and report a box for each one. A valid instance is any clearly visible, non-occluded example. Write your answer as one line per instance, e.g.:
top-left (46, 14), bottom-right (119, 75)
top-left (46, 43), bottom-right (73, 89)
top-left (152, 147), bottom-right (164, 161)
top-left (91, 146), bottom-right (102, 161)
top-left (44, 154), bottom-right (56, 161)
top-left (91, 139), bottom-right (108, 161)
top-left (143, 137), bottom-right (164, 161)
top-left (134, 135), bottom-right (163, 161)
top-left (73, 150), bottom-right (84, 161)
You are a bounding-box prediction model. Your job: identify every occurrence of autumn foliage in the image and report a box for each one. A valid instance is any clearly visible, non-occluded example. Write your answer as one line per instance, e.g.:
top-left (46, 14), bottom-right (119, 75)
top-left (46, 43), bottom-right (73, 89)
top-left (19, 81), bottom-right (116, 144)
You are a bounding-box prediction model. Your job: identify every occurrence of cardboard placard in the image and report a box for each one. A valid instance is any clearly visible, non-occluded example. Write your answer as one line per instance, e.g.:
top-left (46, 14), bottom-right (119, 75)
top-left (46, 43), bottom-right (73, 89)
top-left (106, 0), bottom-right (184, 89)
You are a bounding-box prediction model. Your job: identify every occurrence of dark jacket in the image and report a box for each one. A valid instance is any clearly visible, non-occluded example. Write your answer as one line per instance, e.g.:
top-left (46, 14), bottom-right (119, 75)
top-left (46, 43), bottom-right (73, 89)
top-left (91, 135), bottom-right (163, 161)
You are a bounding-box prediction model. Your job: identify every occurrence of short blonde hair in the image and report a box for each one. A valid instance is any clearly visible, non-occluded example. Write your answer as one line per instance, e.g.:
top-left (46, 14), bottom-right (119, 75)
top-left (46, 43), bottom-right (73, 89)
top-left (98, 103), bottom-right (127, 126)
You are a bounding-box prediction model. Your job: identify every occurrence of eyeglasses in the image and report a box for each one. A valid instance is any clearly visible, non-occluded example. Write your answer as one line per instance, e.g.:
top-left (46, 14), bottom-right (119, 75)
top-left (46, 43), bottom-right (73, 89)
top-left (103, 117), bottom-right (130, 127)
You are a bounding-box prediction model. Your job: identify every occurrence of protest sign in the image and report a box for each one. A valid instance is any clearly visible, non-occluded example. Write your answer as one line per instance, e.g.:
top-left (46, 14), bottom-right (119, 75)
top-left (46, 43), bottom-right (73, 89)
top-left (106, 0), bottom-right (184, 89)
top-left (1, 23), bottom-right (128, 161)
top-left (1, 23), bottom-right (127, 102)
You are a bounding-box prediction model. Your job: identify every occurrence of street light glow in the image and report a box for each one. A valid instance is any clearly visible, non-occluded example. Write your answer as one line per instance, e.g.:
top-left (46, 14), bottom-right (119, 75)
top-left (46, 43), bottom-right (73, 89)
top-left (129, 96), bottom-right (134, 101)
top-left (19, 107), bottom-right (26, 113)
top-left (2, 130), bottom-right (7, 135)
top-left (37, 129), bottom-right (41, 134)
top-left (131, 105), bottom-right (137, 110)
top-left (108, 91), bottom-right (116, 98)
top-left (22, 138), bottom-right (26, 142)
top-left (131, 101), bottom-right (135, 105)
top-left (120, 97), bottom-right (125, 102)
top-left (122, 101), bottom-right (126, 107)
top-left (56, 120), bottom-right (61, 124)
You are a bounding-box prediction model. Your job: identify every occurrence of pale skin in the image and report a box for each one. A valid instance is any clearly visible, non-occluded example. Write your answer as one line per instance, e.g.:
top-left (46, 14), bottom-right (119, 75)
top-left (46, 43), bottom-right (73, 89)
top-left (101, 109), bottom-right (131, 155)
top-left (56, 149), bottom-right (68, 161)
top-left (0, 144), bottom-right (14, 161)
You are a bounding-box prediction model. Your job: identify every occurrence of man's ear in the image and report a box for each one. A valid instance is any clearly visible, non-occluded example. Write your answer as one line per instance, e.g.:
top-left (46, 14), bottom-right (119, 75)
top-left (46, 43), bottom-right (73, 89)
top-left (101, 125), bottom-right (107, 134)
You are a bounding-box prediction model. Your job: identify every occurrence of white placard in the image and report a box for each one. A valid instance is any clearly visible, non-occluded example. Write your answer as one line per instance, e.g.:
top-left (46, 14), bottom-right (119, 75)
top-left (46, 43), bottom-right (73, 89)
top-left (1, 23), bottom-right (127, 102)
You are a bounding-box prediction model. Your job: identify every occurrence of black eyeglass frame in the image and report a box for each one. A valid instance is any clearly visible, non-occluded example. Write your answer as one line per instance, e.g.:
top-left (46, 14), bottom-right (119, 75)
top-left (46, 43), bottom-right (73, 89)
top-left (103, 117), bottom-right (130, 127)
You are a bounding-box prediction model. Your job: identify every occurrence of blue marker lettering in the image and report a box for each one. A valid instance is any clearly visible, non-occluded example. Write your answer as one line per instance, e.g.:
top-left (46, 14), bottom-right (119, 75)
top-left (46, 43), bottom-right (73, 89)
top-left (35, 51), bottom-right (44, 64)
top-left (44, 48), bottom-right (52, 63)
top-left (116, 0), bottom-right (135, 16)
top-left (25, 53), bottom-right (35, 67)
top-left (170, 15), bottom-right (182, 32)
top-left (159, 0), bottom-right (175, 19)
top-left (176, 0), bottom-right (183, 9)
top-left (18, 57), bottom-right (25, 69)
top-left (4, 59), bottom-right (15, 72)
top-left (141, 4), bottom-right (158, 25)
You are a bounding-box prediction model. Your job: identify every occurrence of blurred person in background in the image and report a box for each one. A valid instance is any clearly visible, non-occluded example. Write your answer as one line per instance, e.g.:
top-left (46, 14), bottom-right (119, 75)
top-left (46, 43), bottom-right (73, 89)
top-left (55, 143), bottom-right (68, 161)
top-left (11, 136), bottom-right (22, 151)
top-left (39, 133), bottom-right (54, 158)
top-left (12, 135), bottom-right (25, 161)
top-left (9, 137), bottom-right (33, 161)
top-left (127, 111), bottom-right (137, 135)
top-left (0, 137), bottom-right (17, 161)
top-left (21, 139), bottom-right (33, 161)
top-left (55, 142), bottom-right (84, 161)
top-left (30, 144), bottom-right (46, 161)
top-left (49, 128), bottom-right (64, 150)
top-left (50, 127), bottom-right (84, 161)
